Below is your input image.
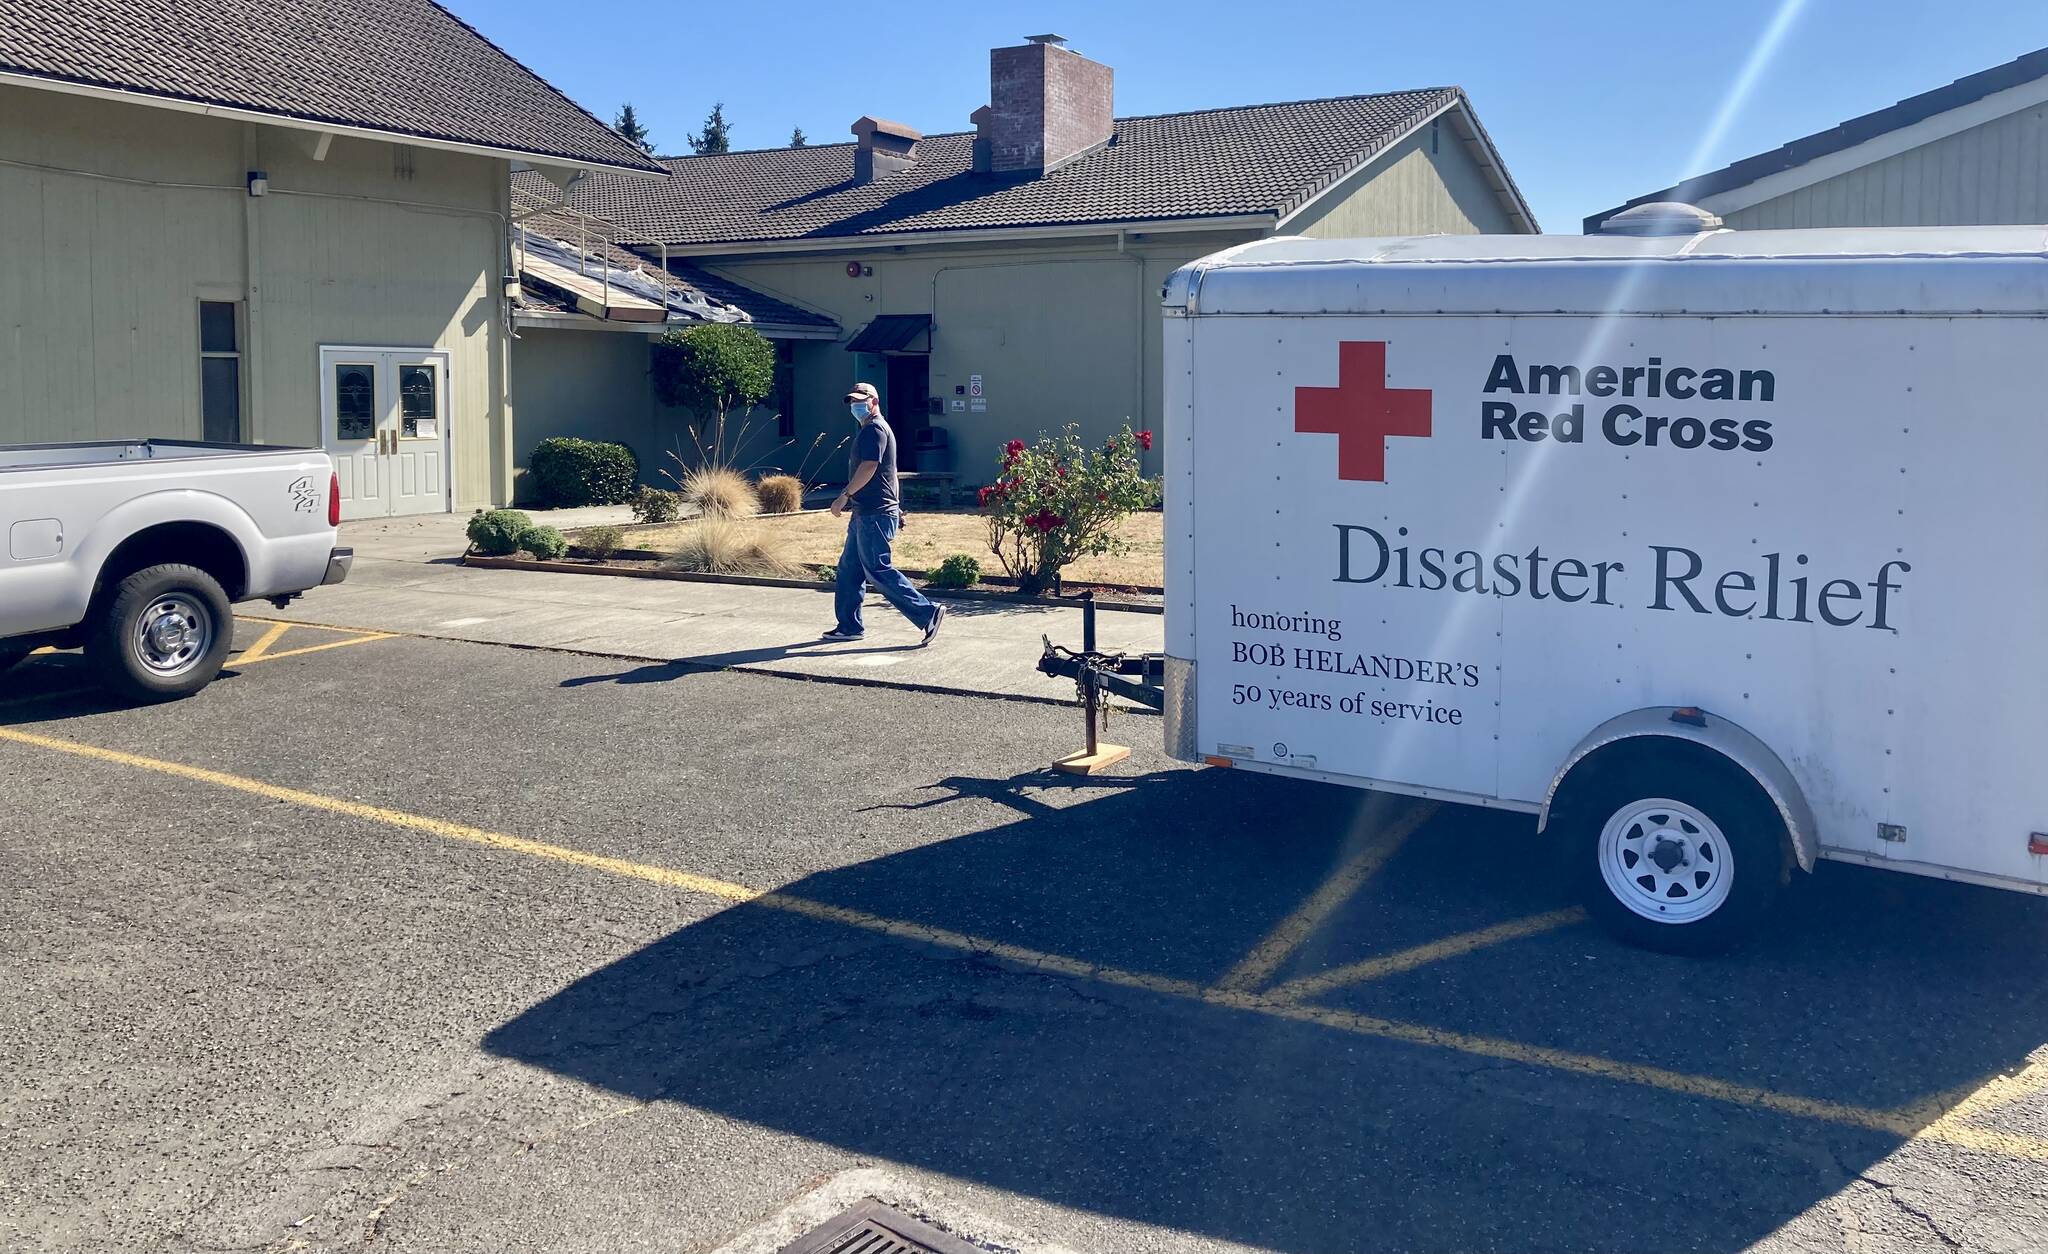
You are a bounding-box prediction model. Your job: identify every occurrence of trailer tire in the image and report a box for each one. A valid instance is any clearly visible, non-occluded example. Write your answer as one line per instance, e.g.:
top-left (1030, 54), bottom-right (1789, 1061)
top-left (1557, 742), bottom-right (1788, 955)
top-left (86, 564), bottom-right (233, 703)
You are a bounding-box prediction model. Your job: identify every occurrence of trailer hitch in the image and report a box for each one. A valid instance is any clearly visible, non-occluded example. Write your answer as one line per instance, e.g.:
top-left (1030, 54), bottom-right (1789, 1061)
top-left (1037, 592), bottom-right (1165, 773)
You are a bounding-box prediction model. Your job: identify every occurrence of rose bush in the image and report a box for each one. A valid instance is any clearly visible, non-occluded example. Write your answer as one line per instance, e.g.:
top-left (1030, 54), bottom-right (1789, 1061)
top-left (979, 424), bottom-right (1156, 595)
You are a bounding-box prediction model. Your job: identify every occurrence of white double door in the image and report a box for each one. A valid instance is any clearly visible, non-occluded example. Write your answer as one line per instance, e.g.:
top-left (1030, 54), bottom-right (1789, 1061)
top-left (322, 346), bottom-right (451, 520)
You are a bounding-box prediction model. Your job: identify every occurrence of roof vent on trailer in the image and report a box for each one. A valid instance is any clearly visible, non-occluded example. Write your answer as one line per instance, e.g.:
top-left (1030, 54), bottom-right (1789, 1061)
top-left (1597, 201), bottom-right (1725, 237)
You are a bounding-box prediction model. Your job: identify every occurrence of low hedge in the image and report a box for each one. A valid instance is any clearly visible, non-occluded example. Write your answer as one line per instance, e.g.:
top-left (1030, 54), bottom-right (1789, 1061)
top-left (529, 438), bottom-right (638, 508)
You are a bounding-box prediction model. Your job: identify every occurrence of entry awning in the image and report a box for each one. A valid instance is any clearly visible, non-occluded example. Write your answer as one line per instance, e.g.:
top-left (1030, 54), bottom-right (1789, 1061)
top-left (844, 314), bottom-right (931, 354)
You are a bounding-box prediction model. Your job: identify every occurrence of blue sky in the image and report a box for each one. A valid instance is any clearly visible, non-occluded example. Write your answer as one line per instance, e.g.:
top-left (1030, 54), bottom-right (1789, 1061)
top-left (456, 0), bottom-right (2048, 231)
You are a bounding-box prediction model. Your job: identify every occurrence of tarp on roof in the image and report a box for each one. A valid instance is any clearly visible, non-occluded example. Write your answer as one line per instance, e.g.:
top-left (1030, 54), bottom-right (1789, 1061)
top-left (518, 231), bottom-right (744, 324)
top-left (844, 314), bottom-right (931, 353)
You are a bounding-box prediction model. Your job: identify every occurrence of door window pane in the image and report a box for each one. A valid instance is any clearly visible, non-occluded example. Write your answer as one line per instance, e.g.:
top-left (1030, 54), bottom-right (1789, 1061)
top-left (335, 365), bottom-right (375, 441)
top-left (399, 365), bottom-right (437, 438)
top-left (200, 301), bottom-right (238, 353)
top-left (201, 357), bottom-right (240, 442)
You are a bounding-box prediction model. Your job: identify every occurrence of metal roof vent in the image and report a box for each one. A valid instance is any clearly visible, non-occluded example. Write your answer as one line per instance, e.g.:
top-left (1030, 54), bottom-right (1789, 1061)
top-left (1597, 201), bottom-right (1724, 236)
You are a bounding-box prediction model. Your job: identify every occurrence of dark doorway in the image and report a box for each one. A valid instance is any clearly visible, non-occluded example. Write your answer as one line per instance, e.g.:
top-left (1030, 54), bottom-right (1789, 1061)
top-left (886, 355), bottom-right (930, 449)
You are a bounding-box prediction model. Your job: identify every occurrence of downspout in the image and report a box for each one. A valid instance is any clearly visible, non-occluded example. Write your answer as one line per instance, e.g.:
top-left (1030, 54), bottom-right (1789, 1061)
top-left (241, 123), bottom-right (267, 442)
top-left (496, 169), bottom-right (515, 506)
top-left (1120, 230), bottom-right (1148, 474)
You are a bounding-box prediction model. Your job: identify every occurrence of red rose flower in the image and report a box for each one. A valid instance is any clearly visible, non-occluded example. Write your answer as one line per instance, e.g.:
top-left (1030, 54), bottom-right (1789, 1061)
top-left (1137, 429), bottom-right (1154, 451)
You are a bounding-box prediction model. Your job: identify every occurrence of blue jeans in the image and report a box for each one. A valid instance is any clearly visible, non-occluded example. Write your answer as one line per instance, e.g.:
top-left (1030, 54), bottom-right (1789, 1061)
top-left (835, 511), bottom-right (936, 635)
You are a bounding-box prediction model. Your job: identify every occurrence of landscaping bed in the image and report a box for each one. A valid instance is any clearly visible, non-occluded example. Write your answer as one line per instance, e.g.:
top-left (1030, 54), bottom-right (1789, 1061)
top-left (608, 508), bottom-right (1165, 590)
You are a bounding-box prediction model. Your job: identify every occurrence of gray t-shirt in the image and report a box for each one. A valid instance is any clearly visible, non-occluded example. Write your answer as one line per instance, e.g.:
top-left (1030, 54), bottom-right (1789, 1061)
top-left (848, 416), bottom-right (900, 515)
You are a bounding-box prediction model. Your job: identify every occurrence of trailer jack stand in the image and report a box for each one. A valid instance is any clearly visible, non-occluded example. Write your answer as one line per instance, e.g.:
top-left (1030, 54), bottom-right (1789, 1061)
top-left (1055, 663), bottom-right (1131, 775)
top-left (1036, 592), bottom-right (1161, 775)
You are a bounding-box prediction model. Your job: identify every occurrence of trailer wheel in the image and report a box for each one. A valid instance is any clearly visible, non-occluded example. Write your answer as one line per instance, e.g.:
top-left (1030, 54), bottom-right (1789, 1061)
top-left (86, 564), bottom-right (233, 703)
top-left (1557, 743), bottom-right (1788, 955)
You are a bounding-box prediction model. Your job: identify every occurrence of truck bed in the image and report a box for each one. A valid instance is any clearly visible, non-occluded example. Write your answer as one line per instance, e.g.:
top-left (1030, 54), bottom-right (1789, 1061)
top-left (0, 440), bottom-right (312, 472)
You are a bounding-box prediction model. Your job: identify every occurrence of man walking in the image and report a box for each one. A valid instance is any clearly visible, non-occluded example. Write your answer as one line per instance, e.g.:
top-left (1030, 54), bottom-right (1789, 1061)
top-left (825, 382), bottom-right (946, 645)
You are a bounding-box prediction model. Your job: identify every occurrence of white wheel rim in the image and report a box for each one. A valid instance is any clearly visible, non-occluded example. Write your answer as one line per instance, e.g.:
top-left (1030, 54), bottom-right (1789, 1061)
top-left (1598, 797), bottom-right (1733, 924)
top-left (134, 594), bottom-right (213, 677)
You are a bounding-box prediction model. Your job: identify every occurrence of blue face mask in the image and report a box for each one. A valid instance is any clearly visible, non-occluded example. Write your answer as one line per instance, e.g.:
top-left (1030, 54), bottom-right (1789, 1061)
top-left (849, 402), bottom-right (869, 420)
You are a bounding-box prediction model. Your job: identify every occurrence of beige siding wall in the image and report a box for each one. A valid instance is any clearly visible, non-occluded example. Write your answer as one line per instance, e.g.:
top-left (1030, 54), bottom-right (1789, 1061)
top-left (706, 231), bottom-right (1257, 483)
top-left (508, 328), bottom-right (659, 497)
top-left (1725, 102), bottom-right (2048, 228)
top-left (1290, 115), bottom-right (1522, 239)
top-left (0, 83), bottom-right (511, 508)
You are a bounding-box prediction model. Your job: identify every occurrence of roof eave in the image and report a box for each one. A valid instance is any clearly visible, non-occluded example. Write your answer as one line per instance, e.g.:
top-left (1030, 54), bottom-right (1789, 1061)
top-left (0, 69), bottom-right (670, 178)
top-left (1583, 53), bottom-right (2048, 232)
top-left (623, 213), bottom-right (1281, 257)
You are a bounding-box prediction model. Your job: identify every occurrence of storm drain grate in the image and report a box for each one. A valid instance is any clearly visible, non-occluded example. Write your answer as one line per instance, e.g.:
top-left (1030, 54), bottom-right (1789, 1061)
top-left (777, 1199), bottom-right (987, 1254)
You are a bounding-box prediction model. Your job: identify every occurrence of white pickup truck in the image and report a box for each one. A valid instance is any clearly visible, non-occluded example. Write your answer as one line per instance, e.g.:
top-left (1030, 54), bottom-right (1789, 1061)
top-left (0, 440), bottom-right (351, 701)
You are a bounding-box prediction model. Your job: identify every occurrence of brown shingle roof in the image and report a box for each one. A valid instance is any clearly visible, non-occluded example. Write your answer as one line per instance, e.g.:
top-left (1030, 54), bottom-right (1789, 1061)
top-left (539, 89), bottom-right (1471, 245)
top-left (0, 0), bottom-right (666, 174)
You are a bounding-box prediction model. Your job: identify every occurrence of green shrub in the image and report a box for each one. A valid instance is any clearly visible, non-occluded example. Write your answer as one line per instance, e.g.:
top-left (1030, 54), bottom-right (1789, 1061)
top-left (580, 525), bottom-right (624, 561)
top-left (755, 473), bottom-right (804, 514)
top-left (467, 509), bottom-right (532, 556)
top-left (814, 563), bottom-right (839, 583)
top-left (631, 485), bottom-right (683, 523)
top-left (928, 553), bottom-right (982, 589)
top-left (518, 525), bottom-right (569, 560)
top-left (529, 437), bottom-right (638, 508)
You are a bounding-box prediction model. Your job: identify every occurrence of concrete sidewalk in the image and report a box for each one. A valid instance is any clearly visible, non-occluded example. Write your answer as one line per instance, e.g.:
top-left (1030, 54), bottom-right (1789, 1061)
top-left (273, 512), bottom-right (1163, 704)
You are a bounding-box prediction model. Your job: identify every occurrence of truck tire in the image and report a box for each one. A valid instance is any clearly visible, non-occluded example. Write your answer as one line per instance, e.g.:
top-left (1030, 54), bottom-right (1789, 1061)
top-left (86, 564), bottom-right (234, 702)
top-left (1557, 744), bottom-right (1788, 955)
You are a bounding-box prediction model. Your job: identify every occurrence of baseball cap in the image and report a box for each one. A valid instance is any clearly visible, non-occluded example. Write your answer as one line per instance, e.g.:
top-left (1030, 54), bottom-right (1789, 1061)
top-left (844, 382), bottom-right (879, 403)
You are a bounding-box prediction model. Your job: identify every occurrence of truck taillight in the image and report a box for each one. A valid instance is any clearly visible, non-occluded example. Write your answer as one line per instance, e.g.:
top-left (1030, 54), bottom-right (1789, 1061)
top-left (328, 472), bottom-right (340, 527)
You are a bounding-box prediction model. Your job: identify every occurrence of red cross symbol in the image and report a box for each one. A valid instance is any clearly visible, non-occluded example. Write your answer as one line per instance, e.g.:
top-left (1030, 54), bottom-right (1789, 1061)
top-left (1294, 341), bottom-right (1432, 483)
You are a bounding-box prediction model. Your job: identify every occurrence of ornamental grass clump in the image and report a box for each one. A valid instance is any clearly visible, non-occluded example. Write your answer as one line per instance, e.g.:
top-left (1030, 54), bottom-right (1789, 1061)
top-left (979, 424), bottom-right (1156, 595)
top-left (755, 473), bottom-right (804, 514)
top-left (680, 464), bottom-right (759, 519)
top-left (662, 516), bottom-right (796, 577)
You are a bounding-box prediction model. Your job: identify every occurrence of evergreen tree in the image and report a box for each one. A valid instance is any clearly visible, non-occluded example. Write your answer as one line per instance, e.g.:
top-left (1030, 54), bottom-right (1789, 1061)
top-left (688, 103), bottom-right (732, 155)
top-left (789, 126), bottom-right (807, 148)
top-left (611, 102), bottom-right (653, 153)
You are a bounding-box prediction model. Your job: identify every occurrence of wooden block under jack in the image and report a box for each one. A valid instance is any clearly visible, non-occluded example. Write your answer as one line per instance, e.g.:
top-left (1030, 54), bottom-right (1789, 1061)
top-left (1054, 743), bottom-right (1130, 775)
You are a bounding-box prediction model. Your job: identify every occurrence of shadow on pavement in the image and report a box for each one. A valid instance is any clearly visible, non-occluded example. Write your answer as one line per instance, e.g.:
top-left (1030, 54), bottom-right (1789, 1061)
top-left (559, 638), bottom-right (922, 687)
top-left (485, 767), bottom-right (2048, 1252)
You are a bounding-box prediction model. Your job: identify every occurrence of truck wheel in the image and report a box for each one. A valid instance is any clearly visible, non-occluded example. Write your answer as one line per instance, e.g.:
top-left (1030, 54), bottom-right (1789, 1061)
top-left (86, 564), bottom-right (234, 702)
top-left (1560, 747), bottom-right (1787, 955)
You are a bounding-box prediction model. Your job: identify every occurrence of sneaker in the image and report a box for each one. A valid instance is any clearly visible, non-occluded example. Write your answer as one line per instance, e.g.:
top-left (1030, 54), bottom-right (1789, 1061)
top-left (821, 627), bottom-right (864, 641)
top-left (921, 603), bottom-right (947, 647)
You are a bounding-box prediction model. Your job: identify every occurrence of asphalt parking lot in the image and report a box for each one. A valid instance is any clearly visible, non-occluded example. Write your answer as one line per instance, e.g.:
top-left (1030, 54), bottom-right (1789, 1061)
top-left (2, 622), bottom-right (2046, 1254)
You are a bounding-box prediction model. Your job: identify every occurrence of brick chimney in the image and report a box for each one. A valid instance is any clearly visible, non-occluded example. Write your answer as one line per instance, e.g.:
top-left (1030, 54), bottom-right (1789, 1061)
top-left (979, 34), bottom-right (1113, 176)
top-left (852, 116), bottom-right (920, 183)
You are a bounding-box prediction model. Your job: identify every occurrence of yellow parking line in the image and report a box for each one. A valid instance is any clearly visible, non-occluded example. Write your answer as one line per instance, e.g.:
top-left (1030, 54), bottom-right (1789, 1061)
top-left (0, 686), bottom-right (94, 711)
top-left (3, 722), bottom-right (2046, 1163)
top-left (232, 631), bottom-right (395, 666)
top-left (1267, 908), bottom-right (1590, 1003)
top-left (1213, 799), bottom-right (1437, 992)
top-left (1895, 1057), bottom-right (2048, 1130)
top-left (0, 724), bottom-right (754, 903)
top-left (234, 621), bottom-right (293, 664)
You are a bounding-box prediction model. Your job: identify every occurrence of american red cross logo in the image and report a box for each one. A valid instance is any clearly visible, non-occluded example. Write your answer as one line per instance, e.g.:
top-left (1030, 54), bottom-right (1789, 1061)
top-left (1294, 341), bottom-right (1432, 482)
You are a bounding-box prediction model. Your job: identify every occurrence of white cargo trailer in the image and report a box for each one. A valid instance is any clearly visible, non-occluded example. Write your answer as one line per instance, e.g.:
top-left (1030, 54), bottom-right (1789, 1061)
top-left (1159, 222), bottom-right (2048, 950)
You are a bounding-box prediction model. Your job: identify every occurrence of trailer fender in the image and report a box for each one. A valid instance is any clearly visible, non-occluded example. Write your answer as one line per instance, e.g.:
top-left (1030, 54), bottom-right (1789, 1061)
top-left (1536, 707), bottom-right (1819, 873)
